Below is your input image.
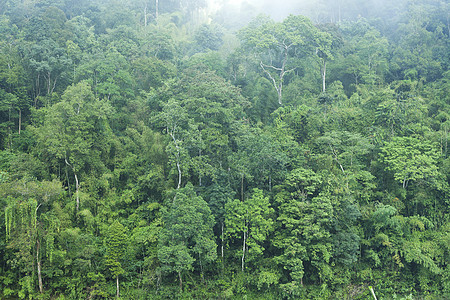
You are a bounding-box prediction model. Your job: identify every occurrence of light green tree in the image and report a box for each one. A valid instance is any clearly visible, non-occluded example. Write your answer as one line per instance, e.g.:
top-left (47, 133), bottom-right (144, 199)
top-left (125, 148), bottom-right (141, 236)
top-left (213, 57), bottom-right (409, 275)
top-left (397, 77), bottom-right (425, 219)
top-left (158, 183), bottom-right (216, 291)
top-left (104, 220), bottom-right (128, 298)
top-left (380, 137), bottom-right (440, 189)
top-left (239, 14), bottom-right (329, 105)
top-left (33, 81), bottom-right (114, 211)
top-left (225, 188), bottom-right (274, 272)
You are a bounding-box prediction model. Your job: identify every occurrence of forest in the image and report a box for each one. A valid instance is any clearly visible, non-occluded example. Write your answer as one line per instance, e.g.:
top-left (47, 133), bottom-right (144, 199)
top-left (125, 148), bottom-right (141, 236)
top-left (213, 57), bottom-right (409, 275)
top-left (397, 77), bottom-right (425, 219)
top-left (0, 0), bottom-right (449, 299)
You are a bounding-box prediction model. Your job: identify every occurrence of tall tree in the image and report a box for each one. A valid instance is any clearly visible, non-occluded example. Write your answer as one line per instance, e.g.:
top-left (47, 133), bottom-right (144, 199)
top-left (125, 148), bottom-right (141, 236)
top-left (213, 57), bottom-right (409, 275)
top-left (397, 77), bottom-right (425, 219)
top-left (225, 188), bottom-right (274, 272)
top-left (104, 220), bottom-right (128, 298)
top-left (239, 15), bottom-right (327, 105)
top-left (32, 81), bottom-right (114, 211)
top-left (158, 183), bottom-right (216, 291)
top-left (2, 178), bottom-right (63, 296)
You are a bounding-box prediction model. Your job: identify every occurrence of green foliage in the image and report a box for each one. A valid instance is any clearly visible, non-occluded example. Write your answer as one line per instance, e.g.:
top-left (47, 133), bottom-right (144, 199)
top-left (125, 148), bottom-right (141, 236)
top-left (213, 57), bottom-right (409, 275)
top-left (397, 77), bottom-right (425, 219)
top-left (158, 183), bottom-right (216, 288)
top-left (193, 23), bottom-right (224, 52)
top-left (380, 136), bottom-right (440, 189)
top-left (225, 188), bottom-right (274, 271)
top-left (104, 220), bottom-right (127, 277)
top-left (0, 2), bottom-right (449, 299)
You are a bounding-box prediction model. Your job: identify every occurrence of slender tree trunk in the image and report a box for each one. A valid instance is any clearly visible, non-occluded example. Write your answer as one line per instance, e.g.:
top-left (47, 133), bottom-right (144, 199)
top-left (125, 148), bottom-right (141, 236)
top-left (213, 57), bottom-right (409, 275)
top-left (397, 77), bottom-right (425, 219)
top-left (369, 286), bottom-right (378, 300)
top-left (18, 109), bottom-right (21, 135)
top-left (155, 0), bottom-right (159, 19)
top-left (144, 3), bottom-right (148, 27)
top-left (178, 271), bottom-right (183, 292)
top-left (269, 173), bottom-right (272, 192)
top-left (169, 132), bottom-right (182, 189)
top-left (47, 71), bottom-right (51, 95)
top-left (66, 166), bottom-right (71, 195)
top-left (259, 46), bottom-right (294, 106)
top-left (37, 240), bottom-right (43, 293)
top-left (241, 228), bottom-right (246, 271)
top-left (199, 255), bottom-right (204, 284)
top-left (199, 149), bottom-right (202, 186)
top-left (51, 77), bottom-right (57, 95)
top-left (322, 59), bottom-right (327, 92)
top-left (116, 275), bottom-right (119, 298)
top-left (221, 222), bottom-right (224, 259)
top-left (275, 67), bottom-right (284, 106)
top-left (338, 2), bottom-right (341, 24)
top-left (74, 173), bottom-right (80, 211)
top-left (34, 73), bottom-right (40, 108)
top-left (241, 173), bottom-right (244, 201)
top-left (65, 158), bottom-right (80, 211)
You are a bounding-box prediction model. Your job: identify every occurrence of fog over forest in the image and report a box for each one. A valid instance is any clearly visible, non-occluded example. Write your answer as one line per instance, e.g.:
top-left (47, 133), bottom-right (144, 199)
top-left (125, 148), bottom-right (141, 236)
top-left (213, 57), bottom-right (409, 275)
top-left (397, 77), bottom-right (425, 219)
top-left (207, 0), bottom-right (410, 24)
top-left (0, 0), bottom-right (449, 299)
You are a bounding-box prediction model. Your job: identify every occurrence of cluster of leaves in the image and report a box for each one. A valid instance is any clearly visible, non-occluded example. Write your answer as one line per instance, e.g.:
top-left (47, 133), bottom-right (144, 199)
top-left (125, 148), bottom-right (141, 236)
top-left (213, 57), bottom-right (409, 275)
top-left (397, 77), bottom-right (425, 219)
top-left (0, 0), bottom-right (449, 299)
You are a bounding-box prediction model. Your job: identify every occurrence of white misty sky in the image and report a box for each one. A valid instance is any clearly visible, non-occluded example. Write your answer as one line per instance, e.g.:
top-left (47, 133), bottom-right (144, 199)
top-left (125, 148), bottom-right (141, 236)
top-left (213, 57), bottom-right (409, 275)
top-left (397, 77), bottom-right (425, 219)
top-left (206, 0), bottom-right (312, 21)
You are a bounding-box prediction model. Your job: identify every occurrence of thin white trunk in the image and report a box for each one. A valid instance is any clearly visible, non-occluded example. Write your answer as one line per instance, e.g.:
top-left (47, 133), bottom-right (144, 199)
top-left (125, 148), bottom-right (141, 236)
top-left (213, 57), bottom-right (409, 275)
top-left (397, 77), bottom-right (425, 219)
top-left (34, 73), bottom-right (40, 107)
top-left (199, 149), bottom-right (202, 186)
top-left (144, 3), bottom-right (148, 27)
top-left (322, 59), bottom-right (327, 93)
top-left (403, 176), bottom-right (409, 189)
top-left (155, 0), bottom-right (159, 19)
top-left (37, 240), bottom-right (43, 293)
top-left (18, 109), bottom-right (21, 135)
top-left (241, 228), bottom-right (246, 271)
top-left (178, 271), bottom-right (183, 292)
top-left (260, 47), bottom-right (294, 106)
top-left (329, 144), bottom-right (345, 174)
top-left (168, 132), bottom-right (182, 189)
top-left (221, 222), bottom-right (224, 259)
top-left (116, 275), bottom-right (119, 298)
top-left (65, 158), bottom-right (80, 211)
top-left (51, 77), bottom-right (57, 95)
top-left (369, 286), bottom-right (377, 300)
top-left (241, 173), bottom-right (244, 201)
top-left (47, 71), bottom-right (51, 95)
top-left (74, 173), bottom-right (80, 211)
top-left (338, 2), bottom-right (341, 24)
top-left (269, 173), bottom-right (272, 192)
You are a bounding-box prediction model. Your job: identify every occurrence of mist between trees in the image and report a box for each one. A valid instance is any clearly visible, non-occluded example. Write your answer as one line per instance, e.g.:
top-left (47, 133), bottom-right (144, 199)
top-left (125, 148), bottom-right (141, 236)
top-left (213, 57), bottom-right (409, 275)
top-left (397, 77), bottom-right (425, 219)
top-left (0, 0), bottom-right (449, 299)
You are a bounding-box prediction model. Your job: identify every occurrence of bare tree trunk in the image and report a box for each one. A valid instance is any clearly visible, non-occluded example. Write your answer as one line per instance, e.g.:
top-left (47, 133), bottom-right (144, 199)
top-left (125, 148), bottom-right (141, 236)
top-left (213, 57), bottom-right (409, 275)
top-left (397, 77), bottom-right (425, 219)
top-left (116, 275), bottom-right (120, 298)
top-left (269, 173), bottom-right (272, 192)
top-left (51, 77), bottom-right (58, 95)
top-left (322, 59), bottom-right (327, 92)
top-left (260, 61), bottom-right (284, 105)
top-left (338, 1), bottom-right (341, 24)
top-left (37, 240), bottom-right (43, 293)
top-left (34, 73), bottom-right (40, 108)
top-left (241, 228), bottom-right (246, 271)
top-left (369, 286), bottom-right (377, 300)
top-left (66, 166), bottom-right (71, 195)
top-left (241, 173), bottom-right (244, 201)
top-left (178, 271), bottom-right (183, 292)
top-left (155, 0), bottom-right (159, 19)
top-left (170, 133), bottom-right (182, 189)
top-left (259, 46), bottom-right (294, 106)
top-left (199, 149), bottom-right (202, 186)
top-left (447, 12), bottom-right (449, 41)
top-left (47, 71), bottom-right (51, 95)
top-left (221, 222), bottom-right (224, 259)
top-left (144, 3), bottom-right (148, 27)
top-left (74, 173), bottom-right (80, 211)
top-left (220, 222), bottom-right (225, 274)
top-left (65, 158), bottom-right (80, 211)
top-left (18, 109), bottom-right (21, 135)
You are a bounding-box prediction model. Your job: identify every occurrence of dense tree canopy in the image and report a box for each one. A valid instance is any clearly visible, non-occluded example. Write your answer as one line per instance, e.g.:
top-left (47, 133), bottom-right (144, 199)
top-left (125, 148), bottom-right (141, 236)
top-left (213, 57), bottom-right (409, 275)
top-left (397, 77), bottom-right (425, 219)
top-left (0, 0), bottom-right (449, 299)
